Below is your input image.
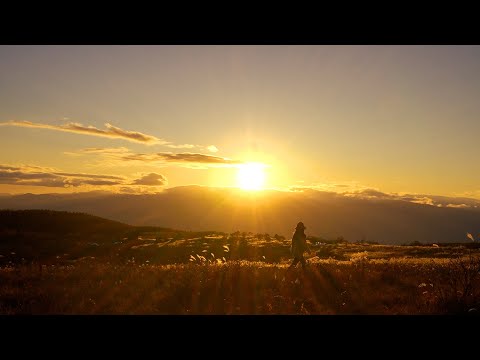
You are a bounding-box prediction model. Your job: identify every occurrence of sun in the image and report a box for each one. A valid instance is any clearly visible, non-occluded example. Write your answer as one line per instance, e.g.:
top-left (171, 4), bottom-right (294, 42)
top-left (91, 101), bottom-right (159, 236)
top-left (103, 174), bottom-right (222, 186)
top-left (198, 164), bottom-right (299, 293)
top-left (237, 163), bottom-right (266, 190)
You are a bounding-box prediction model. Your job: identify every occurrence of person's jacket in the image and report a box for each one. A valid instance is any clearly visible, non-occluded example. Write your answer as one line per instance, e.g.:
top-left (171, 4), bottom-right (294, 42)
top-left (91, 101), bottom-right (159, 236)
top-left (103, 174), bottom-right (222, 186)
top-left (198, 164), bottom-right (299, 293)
top-left (291, 230), bottom-right (307, 257)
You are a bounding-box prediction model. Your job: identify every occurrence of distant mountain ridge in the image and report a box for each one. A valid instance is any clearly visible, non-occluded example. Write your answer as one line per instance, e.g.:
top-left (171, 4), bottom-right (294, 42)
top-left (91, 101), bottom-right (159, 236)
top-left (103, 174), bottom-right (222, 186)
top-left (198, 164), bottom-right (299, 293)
top-left (1, 186), bottom-right (480, 244)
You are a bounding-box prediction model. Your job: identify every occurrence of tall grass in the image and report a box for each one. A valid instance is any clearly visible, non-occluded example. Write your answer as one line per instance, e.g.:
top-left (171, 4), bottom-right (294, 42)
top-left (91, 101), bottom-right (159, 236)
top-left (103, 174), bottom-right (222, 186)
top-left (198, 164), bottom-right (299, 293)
top-left (1, 254), bottom-right (479, 314)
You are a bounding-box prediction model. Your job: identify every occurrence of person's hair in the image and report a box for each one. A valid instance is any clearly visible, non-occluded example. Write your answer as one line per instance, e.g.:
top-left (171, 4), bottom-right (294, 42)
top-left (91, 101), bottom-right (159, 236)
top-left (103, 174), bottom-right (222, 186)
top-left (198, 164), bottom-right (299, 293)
top-left (295, 222), bottom-right (305, 230)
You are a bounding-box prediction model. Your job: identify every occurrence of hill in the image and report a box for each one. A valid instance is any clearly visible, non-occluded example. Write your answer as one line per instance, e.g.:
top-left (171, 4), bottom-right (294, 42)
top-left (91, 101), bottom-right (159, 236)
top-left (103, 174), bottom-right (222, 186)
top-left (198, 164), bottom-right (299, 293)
top-left (0, 210), bottom-right (134, 262)
top-left (1, 210), bottom-right (480, 315)
top-left (0, 209), bottom-right (226, 264)
top-left (0, 209), bottom-right (132, 236)
top-left (1, 186), bottom-right (480, 244)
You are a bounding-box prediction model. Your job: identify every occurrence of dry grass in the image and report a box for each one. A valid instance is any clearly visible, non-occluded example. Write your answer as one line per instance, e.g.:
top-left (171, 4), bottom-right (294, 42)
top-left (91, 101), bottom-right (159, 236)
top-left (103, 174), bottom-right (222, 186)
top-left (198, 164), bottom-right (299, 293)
top-left (3, 211), bottom-right (479, 314)
top-left (1, 253), bottom-right (479, 314)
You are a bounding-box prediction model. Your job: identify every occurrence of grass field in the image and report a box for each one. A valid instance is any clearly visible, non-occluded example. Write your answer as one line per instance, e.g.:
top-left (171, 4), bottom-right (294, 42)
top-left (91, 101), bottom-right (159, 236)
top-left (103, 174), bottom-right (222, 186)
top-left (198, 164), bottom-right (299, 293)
top-left (1, 211), bottom-right (480, 314)
top-left (1, 242), bottom-right (479, 314)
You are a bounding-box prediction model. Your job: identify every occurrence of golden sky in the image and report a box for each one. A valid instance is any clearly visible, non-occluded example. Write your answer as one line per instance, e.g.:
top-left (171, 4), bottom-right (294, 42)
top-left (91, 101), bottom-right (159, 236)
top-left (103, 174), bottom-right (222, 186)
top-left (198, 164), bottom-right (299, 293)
top-left (1, 45), bottom-right (480, 199)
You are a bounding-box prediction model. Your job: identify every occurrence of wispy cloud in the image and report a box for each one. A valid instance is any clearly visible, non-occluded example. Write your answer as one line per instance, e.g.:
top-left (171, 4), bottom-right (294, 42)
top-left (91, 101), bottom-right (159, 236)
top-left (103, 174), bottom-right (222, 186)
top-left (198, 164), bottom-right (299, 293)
top-left (206, 145), bottom-right (218, 153)
top-left (164, 144), bottom-right (196, 149)
top-left (126, 152), bottom-right (241, 164)
top-left (163, 144), bottom-right (219, 152)
top-left (131, 173), bottom-right (168, 186)
top-left (0, 164), bottom-right (167, 192)
top-left (289, 182), bottom-right (480, 209)
top-left (52, 172), bottom-right (124, 180)
top-left (69, 148), bottom-right (243, 168)
top-left (408, 196), bottom-right (435, 206)
top-left (0, 120), bottom-right (165, 144)
top-left (289, 181), bottom-right (370, 194)
top-left (77, 147), bottom-right (131, 154)
top-left (445, 203), bottom-right (470, 209)
top-left (0, 164), bottom-right (126, 188)
top-left (1, 120), bottom-right (221, 152)
top-left (340, 188), bottom-right (438, 206)
top-left (116, 186), bottom-right (164, 194)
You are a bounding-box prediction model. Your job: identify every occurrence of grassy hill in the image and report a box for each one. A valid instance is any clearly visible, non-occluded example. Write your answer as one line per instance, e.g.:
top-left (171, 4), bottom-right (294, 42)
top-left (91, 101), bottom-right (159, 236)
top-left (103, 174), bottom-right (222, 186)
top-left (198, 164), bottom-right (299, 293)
top-left (1, 210), bottom-right (480, 314)
top-left (1, 209), bottom-right (479, 266)
top-left (2, 187), bottom-right (480, 244)
top-left (0, 209), bottom-right (132, 236)
top-left (0, 210), bottom-right (227, 263)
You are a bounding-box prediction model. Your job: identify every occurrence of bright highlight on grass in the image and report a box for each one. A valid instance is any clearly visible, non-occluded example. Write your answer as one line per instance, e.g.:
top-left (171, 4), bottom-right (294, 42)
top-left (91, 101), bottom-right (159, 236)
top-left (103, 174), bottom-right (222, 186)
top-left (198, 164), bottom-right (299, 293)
top-left (237, 162), bottom-right (266, 190)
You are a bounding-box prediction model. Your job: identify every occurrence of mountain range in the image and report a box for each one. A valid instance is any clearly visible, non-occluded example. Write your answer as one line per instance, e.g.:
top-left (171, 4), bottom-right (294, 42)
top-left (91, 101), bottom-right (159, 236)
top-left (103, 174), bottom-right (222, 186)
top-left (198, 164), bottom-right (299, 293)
top-left (1, 186), bottom-right (479, 244)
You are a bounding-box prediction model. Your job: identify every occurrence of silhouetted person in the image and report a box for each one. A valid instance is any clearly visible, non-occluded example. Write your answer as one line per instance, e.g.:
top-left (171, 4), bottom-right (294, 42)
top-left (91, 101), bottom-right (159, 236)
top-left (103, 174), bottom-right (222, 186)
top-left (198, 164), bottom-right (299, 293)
top-left (288, 221), bottom-right (310, 270)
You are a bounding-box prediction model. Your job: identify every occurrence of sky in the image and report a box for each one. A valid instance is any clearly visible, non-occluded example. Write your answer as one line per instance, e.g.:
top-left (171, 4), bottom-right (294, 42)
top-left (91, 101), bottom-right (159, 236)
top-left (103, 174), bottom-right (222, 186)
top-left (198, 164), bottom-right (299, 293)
top-left (1, 45), bottom-right (480, 198)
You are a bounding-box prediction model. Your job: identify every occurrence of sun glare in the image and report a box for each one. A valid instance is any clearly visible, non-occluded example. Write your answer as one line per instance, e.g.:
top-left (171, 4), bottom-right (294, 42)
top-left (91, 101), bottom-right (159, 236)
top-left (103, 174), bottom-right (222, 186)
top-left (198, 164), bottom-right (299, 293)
top-left (237, 163), bottom-right (266, 191)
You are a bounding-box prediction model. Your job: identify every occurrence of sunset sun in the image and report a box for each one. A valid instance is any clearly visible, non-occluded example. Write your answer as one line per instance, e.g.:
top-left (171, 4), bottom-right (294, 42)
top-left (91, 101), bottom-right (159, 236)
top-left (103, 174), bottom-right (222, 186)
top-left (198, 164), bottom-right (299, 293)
top-left (237, 163), bottom-right (266, 190)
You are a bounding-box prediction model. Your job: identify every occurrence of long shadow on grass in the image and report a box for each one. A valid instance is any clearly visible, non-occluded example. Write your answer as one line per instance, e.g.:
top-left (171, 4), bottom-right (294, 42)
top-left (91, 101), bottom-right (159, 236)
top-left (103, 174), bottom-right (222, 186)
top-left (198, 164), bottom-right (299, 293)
top-left (286, 264), bottom-right (345, 314)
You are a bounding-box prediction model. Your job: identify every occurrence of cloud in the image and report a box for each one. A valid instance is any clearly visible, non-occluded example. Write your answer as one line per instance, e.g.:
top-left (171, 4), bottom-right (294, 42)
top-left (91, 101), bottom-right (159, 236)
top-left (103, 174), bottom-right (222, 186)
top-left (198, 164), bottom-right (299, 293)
top-left (116, 186), bottom-right (164, 194)
top-left (120, 152), bottom-right (243, 168)
top-left (131, 173), bottom-right (168, 186)
top-left (154, 153), bottom-right (241, 164)
top-left (70, 148), bottom-right (243, 168)
top-left (305, 184), bottom-right (435, 206)
top-left (0, 164), bottom-right (125, 188)
top-left (2, 120), bottom-right (221, 152)
top-left (66, 179), bottom-right (123, 186)
top-left (0, 165), bottom-right (20, 171)
top-left (64, 147), bottom-right (131, 157)
top-left (0, 171), bottom-right (57, 181)
top-left (409, 197), bottom-right (435, 206)
top-left (165, 144), bottom-right (221, 152)
top-left (445, 203), bottom-right (469, 209)
top-left (0, 120), bottom-right (165, 144)
top-left (53, 172), bottom-right (124, 180)
top-left (0, 164), bottom-right (169, 194)
top-left (289, 181), bottom-right (371, 194)
top-left (164, 144), bottom-right (196, 149)
top-left (163, 144), bottom-right (221, 152)
top-left (3, 178), bottom-right (51, 187)
top-left (0, 164), bottom-right (57, 172)
top-left (344, 189), bottom-right (438, 206)
top-left (288, 182), bottom-right (480, 209)
top-left (77, 147), bottom-right (131, 154)
top-left (353, 189), bottom-right (397, 200)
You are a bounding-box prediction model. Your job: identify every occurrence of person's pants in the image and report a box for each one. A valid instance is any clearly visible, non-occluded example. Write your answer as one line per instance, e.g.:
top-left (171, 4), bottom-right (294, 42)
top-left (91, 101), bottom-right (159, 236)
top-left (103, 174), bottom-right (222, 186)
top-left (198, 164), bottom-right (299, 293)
top-left (289, 256), bottom-right (306, 269)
